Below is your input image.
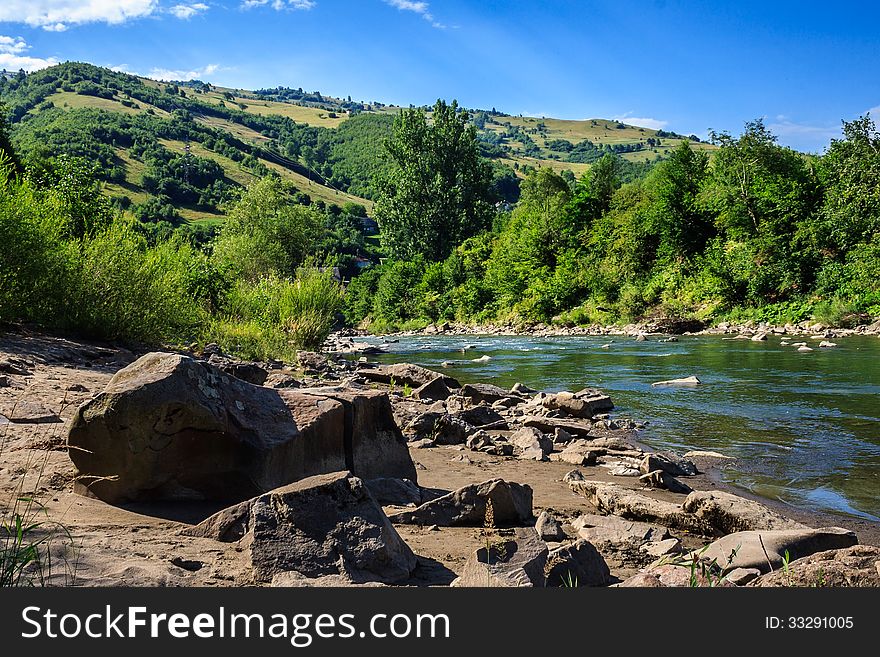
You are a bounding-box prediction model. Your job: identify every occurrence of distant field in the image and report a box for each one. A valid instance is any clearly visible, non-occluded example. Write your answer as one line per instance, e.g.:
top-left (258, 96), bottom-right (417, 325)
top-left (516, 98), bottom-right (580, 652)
top-left (44, 91), bottom-right (171, 117)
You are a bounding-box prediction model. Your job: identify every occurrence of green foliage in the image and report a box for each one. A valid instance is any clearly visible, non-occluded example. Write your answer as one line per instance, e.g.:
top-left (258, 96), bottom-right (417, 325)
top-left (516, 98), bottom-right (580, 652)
top-left (212, 177), bottom-right (323, 281)
top-left (375, 99), bottom-right (495, 261)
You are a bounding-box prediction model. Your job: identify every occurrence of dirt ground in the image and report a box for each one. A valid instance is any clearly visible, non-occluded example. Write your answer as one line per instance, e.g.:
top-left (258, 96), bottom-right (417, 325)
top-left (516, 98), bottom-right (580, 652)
top-left (2, 328), bottom-right (877, 587)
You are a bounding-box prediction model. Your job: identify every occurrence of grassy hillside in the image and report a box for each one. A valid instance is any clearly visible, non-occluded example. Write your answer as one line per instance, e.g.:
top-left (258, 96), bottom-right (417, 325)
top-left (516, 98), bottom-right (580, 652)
top-left (1, 62), bottom-right (714, 229)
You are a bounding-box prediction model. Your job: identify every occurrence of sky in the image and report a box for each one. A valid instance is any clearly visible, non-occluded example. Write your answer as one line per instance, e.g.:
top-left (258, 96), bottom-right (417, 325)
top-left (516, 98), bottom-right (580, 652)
top-left (1, 0), bottom-right (878, 152)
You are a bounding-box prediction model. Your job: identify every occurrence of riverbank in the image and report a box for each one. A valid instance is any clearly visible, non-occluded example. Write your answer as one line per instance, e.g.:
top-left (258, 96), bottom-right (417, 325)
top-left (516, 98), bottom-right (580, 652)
top-left (337, 316), bottom-right (880, 343)
top-left (2, 328), bottom-right (878, 587)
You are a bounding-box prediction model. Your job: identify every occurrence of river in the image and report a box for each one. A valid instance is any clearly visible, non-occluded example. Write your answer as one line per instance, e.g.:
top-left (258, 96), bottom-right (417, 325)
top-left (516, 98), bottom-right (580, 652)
top-left (363, 333), bottom-right (880, 521)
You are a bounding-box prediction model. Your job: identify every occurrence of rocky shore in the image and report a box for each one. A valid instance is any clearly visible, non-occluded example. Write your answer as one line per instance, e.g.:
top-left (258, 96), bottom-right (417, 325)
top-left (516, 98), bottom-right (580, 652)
top-left (336, 316), bottom-right (880, 344)
top-left (1, 328), bottom-right (878, 588)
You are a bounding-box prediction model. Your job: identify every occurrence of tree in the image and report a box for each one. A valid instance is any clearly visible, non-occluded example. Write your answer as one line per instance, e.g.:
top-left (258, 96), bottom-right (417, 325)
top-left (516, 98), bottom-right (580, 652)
top-left (0, 101), bottom-right (22, 175)
top-left (212, 177), bottom-right (323, 281)
top-left (375, 99), bottom-right (494, 261)
top-left (649, 141), bottom-right (712, 262)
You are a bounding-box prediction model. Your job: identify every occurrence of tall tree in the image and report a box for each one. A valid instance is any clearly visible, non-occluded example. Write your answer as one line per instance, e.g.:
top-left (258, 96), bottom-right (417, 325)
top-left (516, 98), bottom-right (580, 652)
top-left (0, 101), bottom-right (22, 176)
top-left (375, 99), bottom-right (494, 261)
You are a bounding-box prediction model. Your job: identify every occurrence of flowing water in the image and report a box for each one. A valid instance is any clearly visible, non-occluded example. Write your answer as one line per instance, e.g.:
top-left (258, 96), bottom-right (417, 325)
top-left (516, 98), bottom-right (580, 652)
top-left (364, 333), bottom-right (880, 521)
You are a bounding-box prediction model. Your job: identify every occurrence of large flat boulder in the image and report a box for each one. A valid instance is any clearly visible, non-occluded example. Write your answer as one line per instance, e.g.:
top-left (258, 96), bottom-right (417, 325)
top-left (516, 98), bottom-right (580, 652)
top-left (460, 383), bottom-right (509, 405)
top-left (68, 352), bottom-right (415, 504)
top-left (682, 490), bottom-right (806, 534)
top-left (542, 389), bottom-right (614, 419)
top-left (452, 528), bottom-right (547, 587)
top-left (390, 479), bottom-right (533, 527)
top-left (572, 513), bottom-right (670, 548)
top-left (699, 527), bottom-right (858, 574)
top-left (359, 363), bottom-right (459, 389)
top-left (545, 540), bottom-right (612, 587)
top-left (184, 471), bottom-right (416, 584)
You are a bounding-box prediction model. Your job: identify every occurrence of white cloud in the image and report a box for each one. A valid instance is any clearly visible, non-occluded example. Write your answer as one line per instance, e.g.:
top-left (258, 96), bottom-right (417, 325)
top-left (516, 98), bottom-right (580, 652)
top-left (613, 113), bottom-right (669, 131)
top-left (382, 0), bottom-right (446, 29)
top-left (169, 3), bottom-right (209, 19)
top-left (242, 0), bottom-right (316, 10)
top-left (0, 35), bottom-right (59, 72)
top-left (0, 1), bottom-right (159, 31)
top-left (148, 63), bottom-right (219, 81)
top-left (766, 118), bottom-right (841, 143)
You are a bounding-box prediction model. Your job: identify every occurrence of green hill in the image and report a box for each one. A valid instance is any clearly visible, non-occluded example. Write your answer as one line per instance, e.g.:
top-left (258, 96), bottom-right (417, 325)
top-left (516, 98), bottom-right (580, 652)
top-left (0, 62), bottom-right (714, 227)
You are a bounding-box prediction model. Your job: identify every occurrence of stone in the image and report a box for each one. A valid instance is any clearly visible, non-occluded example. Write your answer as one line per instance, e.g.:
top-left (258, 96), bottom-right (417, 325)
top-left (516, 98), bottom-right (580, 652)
top-left (797, 346), bottom-right (813, 352)
top-left (390, 479), bottom-right (533, 527)
top-left (640, 538), bottom-right (682, 557)
top-left (726, 568), bottom-right (762, 586)
top-left (365, 478), bottom-right (422, 506)
top-left (563, 469), bottom-right (585, 484)
top-left (511, 382), bottom-right (537, 396)
top-left (610, 465), bottom-right (641, 477)
top-left (410, 438), bottom-right (435, 449)
top-left (454, 405), bottom-right (504, 427)
top-left (0, 359), bottom-right (30, 375)
top-left (635, 334), bottom-right (647, 342)
top-left (545, 540), bottom-right (611, 587)
top-left (206, 354), bottom-right (267, 386)
top-left (553, 427), bottom-right (574, 444)
top-left (751, 545), bottom-right (880, 587)
top-left (555, 445), bottom-right (599, 466)
top-left (460, 383), bottom-right (510, 405)
top-left (67, 352), bottom-right (416, 504)
top-left (359, 363), bottom-right (460, 389)
top-left (639, 470), bottom-right (694, 494)
top-left (699, 527), bottom-right (858, 574)
top-left (572, 513), bottom-right (670, 548)
top-left (509, 426), bottom-right (553, 459)
top-left (184, 472), bottom-right (416, 584)
top-left (542, 389), bottom-right (614, 419)
top-left (617, 573), bottom-right (664, 587)
top-left (568, 480), bottom-right (702, 533)
top-left (0, 375), bottom-right (8, 387)
top-left (0, 401), bottom-right (60, 424)
top-left (411, 378), bottom-right (452, 401)
top-left (651, 375), bottom-right (701, 387)
top-left (639, 453), bottom-right (698, 477)
top-left (522, 416), bottom-right (595, 438)
top-left (535, 511), bottom-right (566, 542)
top-left (404, 412), bottom-right (474, 444)
top-left (263, 372), bottom-right (301, 389)
top-left (453, 528), bottom-right (547, 588)
top-left (629, 563), bottom-right (735, 588)
top-left (751, 333), bottom-right (768, 341)
top-left (296, 351), bottom-right (330, 374)
top-left (818, 341), bottom-right (837, 348)
top-left (682, 490), bottom-right (806, 535)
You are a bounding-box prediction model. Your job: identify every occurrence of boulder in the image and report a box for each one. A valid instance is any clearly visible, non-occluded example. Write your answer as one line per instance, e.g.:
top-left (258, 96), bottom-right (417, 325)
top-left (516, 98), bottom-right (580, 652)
top-left (184, 471), bottom-right (416, 584)
top-left (553, 445), bottom-right (599, 466)
top-left (535, 511), bottom-right (566, 542)
top-left (390, 479), bottom-right (533, 527)
top-left (454, 405), bottom-right (505, 427)
top-left (545, 540), bottom-right (611, 587)
top-left (460, 383), bottom-right (510, 405)
top-left (511, 382), bottom-right (537, 396)
top-left (553, 427), bottom-right (574, 444)
top-left (263, 372), bottom-right (301, 389)
top-left (296, 351), bottom-right (330, 374)
top-left (523, 416), bottom-right (595, 438)
top-left (751, 545), bottom-right (880, 587)
top-left (206, 354), bottom-right (267, 386)
top-left (453, 528), bottom-right (547, 587)
top-left (639, 453), bottom-right (698, 477)
top-left (365, 478), bottom-right (422, 506)
top-left (638, 469), bottom-right (693, 494)
top-left (726, 568), bottom-right (762, 586)
top-left (411, 377), bottom-right (452, 401)
top-left (682, 490), bottom-right (806, 535)
top-left (568, 480), bottom-right (702, 533)
top-left (67, 352), bottom-right (416, 504)
top-left (509, 426), bottom-right (553, 460)
top-left (640, 538), bottom-right (682, 557)
top-left (619, 564), bottom-right (735, 588)
top-left (359, 363), bottom-right (460, 390)
top-left (572, 513), bottom-right (670, 548)
top-left (698, 527), bottom-right (858, 575)
top-left (403, 412), bottom-right (474, 444)
top-left (542, 389), bottom-right (614, 418)
top-left (563, 469), bottom-right (585, 484)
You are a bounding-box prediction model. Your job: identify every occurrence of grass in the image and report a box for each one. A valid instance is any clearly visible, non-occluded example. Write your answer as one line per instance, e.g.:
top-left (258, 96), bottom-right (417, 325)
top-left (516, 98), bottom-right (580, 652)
top-left (44, 91), bottom-right (171, 118)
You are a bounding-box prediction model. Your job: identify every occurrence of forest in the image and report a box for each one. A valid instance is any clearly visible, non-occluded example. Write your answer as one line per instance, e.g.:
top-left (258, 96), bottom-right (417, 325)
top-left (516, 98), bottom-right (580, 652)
top-left (1, 63), bottom-right (879, 360)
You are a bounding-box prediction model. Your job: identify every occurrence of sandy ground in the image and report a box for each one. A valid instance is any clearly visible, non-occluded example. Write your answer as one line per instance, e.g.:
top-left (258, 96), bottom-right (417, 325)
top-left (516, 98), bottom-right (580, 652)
top-left (1, 328), bottom-right (877, 587)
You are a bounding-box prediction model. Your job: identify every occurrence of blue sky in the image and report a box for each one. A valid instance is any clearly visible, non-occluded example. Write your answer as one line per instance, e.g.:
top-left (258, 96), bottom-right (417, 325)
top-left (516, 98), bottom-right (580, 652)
top-left (1, 0), bottom-right (877, 152)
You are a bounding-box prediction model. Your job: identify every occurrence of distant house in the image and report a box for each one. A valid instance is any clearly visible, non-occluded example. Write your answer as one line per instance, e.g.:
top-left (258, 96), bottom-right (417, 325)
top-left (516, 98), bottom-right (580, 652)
top-left (359, 217), bottom-right (379, 235)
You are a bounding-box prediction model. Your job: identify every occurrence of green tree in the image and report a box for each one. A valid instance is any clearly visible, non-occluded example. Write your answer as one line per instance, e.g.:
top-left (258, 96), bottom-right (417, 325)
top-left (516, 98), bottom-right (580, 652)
top-left (212, 177), bottom-right (323, 281)
top-left (375, 99), bottom-right (494, 261)
top-left (0, 101), bottom-right (23, 175)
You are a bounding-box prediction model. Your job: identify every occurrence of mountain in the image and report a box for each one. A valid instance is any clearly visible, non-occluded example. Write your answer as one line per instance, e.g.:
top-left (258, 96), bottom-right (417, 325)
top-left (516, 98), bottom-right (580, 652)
top-left (0, 62), bottom-right (715, 227)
